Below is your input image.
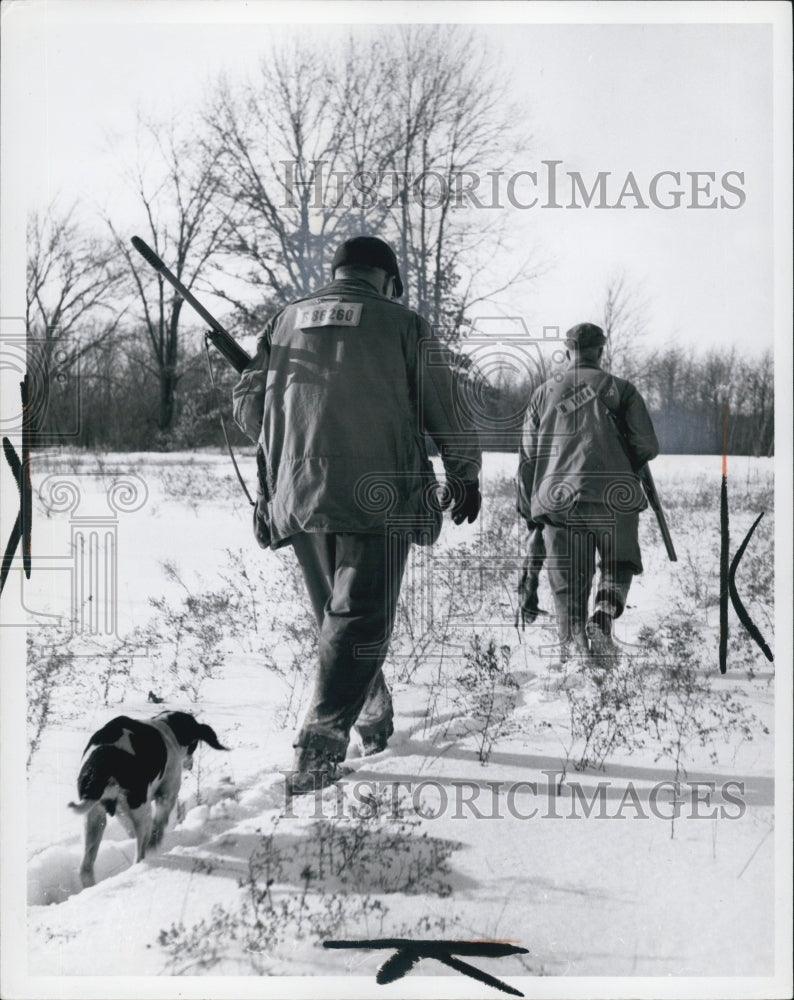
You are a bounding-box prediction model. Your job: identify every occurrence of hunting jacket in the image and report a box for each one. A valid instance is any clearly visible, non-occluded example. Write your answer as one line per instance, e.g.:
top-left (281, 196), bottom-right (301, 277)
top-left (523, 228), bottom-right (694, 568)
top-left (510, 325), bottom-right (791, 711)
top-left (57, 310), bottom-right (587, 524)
top-left (518, 360), bottom-right (659, 525)
top-left (233, 278), bottom-right (481, 548)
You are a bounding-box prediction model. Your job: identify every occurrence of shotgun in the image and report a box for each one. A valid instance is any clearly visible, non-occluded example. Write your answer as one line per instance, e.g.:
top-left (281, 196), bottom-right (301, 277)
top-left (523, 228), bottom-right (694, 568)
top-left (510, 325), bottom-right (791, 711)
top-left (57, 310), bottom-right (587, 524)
top-left (606, 392), bottom-right (677, 563)
top-left (638, 463), bottom-right (677, 562)
top-left (130, 236), bottom-right (252, 374)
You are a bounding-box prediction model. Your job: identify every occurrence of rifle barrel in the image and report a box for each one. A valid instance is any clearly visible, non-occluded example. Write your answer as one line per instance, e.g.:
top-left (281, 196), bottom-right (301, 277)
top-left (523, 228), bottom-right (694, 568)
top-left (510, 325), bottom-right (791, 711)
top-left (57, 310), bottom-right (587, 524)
top-left (130, 236), bottom-right (252, 373)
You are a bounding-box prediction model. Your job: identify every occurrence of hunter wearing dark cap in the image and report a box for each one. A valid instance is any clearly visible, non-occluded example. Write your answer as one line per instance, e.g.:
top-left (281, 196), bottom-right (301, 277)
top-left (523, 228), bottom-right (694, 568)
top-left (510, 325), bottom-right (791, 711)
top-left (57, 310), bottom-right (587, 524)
top-left (233, 235), bottom-right (481, 792)
top-left (517, 321), bottom-right (659, 666)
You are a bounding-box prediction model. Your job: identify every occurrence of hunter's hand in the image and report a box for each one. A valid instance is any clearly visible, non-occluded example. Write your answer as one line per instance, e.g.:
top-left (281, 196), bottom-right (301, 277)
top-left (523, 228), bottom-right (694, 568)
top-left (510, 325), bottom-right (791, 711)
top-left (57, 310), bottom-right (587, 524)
top-left (438, 480), bottom-right (481, 524)
top-left (518, 594), bottom-right (541, 628)
top-left (442, 480), bottom-right (481, 525)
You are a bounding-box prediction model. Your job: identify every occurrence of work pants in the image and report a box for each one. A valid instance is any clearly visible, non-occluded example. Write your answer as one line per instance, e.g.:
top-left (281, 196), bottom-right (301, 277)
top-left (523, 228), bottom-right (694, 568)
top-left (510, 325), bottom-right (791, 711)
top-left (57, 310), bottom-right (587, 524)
top-left (290, 531), bottom-right (410, 755)
top-left (545, 503), bottom-right (642, 643)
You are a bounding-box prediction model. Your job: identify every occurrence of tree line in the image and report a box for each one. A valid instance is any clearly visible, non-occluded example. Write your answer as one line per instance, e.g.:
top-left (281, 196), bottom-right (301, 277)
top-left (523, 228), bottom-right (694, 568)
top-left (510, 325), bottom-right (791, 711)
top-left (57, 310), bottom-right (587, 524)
top-left (473, 274), bottom-right (773, 456)
top-left (25, 28), bottom-right (773, 456)
top-left (478, 342), bottom-right (773, 456)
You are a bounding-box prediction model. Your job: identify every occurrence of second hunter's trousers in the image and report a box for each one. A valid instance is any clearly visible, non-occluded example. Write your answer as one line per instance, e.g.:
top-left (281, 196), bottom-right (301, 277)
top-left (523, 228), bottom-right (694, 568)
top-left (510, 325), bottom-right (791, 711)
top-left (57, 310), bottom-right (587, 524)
top-left (545, 503), bottom-right (643, 644)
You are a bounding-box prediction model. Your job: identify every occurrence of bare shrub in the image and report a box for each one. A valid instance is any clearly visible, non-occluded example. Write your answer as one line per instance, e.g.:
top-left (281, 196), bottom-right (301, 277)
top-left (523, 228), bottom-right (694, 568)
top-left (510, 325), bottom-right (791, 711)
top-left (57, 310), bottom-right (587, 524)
top-left (26, 626), bottom-right (78, 768)
top-left (444, 632), bottom-right (519, 764)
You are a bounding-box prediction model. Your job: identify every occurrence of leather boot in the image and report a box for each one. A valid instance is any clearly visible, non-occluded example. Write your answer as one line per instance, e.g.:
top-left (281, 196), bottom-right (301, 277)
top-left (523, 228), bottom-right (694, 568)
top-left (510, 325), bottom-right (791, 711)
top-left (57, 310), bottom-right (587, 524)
top-left (586, 610), bottom-right (616, 659)
top-left (359, 718), bottom-right (394, 756)
top-left (286, 733), bottom-right (344, 796)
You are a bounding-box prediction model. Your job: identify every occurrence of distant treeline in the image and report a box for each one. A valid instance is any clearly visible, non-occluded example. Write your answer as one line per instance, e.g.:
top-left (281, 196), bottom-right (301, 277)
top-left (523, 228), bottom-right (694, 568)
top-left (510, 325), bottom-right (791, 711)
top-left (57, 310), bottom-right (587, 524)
top-left (32, 331), bottom-right (772, 457)
top-left (472, 343), bottom-right (773, 456)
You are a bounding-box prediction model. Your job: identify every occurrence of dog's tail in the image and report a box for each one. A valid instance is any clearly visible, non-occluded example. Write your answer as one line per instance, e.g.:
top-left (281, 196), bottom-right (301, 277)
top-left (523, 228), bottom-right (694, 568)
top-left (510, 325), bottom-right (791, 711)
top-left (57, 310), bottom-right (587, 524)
top-left (68, 799), bottom-right (97, 814)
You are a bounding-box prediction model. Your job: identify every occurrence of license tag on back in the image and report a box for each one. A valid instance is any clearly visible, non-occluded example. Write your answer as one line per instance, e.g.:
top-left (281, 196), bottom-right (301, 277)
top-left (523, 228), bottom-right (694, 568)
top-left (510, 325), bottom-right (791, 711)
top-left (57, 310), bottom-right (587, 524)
top-left (296, 302), bottom-right (363, 328)
top-left (556, 383), bottom-right (597, 415)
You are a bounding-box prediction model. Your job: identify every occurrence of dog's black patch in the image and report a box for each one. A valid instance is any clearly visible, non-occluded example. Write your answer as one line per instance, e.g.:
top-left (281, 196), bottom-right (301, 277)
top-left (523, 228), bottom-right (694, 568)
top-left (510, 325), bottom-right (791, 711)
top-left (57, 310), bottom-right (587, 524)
top-left (78, 716), bottom-right (168, 809)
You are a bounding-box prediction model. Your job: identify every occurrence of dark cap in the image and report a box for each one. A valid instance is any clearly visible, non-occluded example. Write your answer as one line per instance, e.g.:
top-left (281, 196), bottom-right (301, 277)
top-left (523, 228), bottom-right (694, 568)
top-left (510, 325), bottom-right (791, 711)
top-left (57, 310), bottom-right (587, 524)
top-left (332, 236), bottom-right (403, 297)
top-left (565, 322), bottom-right (606, 349)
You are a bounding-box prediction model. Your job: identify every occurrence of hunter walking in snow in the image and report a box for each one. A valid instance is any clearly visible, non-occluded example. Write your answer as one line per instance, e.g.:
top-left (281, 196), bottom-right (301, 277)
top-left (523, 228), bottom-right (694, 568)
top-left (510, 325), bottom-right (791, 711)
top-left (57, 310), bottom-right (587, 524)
top-left (233, 236), bottom-right (481, 794)
top-left (517, 322), bottom-right (659, 665)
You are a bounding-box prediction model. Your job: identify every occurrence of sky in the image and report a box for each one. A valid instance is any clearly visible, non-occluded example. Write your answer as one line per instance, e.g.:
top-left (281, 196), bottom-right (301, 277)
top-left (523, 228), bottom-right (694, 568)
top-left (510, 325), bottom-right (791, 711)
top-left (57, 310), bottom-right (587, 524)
top-left (0, 1), bottom-right (789, 359)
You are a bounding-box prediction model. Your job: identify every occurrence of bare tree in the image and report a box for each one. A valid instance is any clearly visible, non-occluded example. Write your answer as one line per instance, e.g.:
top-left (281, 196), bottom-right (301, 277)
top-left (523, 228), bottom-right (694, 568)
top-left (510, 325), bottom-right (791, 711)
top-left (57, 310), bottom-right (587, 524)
top-left (600, 272), bottom-right (649, 381)
top-left (203, 37), bottom-right (396, 311)
top-left (202, 27), bottom-right (538, 332)
top-left (379, 26), bottom-right (537, 332)
top-left (26, 205), bottom-right (128, 438)
top-left (106, 119), bottom-right (228, 433)
top-left (738, 349), bottom-right (774, 457)
top-left (26, 205), bottom-right (127, 370)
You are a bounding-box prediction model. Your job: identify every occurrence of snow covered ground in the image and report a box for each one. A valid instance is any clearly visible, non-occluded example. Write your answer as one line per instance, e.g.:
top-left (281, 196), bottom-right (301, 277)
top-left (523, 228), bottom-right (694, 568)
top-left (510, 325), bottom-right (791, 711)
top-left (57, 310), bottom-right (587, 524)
top-left (5, 451), bottom-right (785, 995)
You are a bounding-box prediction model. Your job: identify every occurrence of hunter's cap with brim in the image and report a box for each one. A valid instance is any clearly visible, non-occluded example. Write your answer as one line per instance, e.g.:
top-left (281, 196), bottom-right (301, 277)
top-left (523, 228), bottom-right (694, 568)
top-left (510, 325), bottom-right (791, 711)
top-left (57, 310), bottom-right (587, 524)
top-left (332, 236), bottom-right (404, 297)
top-left (565, 322), bottom-right (606, 349)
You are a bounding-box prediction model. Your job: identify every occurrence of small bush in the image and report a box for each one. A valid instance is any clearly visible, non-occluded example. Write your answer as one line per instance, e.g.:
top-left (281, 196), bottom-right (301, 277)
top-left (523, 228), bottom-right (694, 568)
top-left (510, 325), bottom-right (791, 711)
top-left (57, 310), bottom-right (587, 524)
top-left (144, 590), bottom-right (228, 702)
top-left (26, 626), bottom-right (78, 767)
top-left (445, 632), bottom-right (519, 764)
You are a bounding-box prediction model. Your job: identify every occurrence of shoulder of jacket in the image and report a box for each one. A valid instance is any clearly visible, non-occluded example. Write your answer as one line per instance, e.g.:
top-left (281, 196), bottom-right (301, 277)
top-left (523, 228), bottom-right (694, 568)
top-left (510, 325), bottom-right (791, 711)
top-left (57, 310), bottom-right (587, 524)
top-left (527, 380), bottom-right (550, 411)
top-left (381, 298), bottom-right (428, 326)
top-left (587, 372), bottom-right (633, 416)
top-left (266, 305), bottom-right (289, 323)
top-left (278, 283), bottom-right (351, 309)
top-left (611, 375), bottom-right (641, 403)
top-left (536, 374), bottom-right (560, 395)
top-left (257, 306), bottom-right (289, 342)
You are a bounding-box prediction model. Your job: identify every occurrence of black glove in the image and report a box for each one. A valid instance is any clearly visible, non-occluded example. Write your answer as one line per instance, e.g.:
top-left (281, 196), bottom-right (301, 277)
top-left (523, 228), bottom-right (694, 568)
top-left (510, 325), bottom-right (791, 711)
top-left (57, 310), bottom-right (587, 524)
top-left (516, 582), bottom-right (542, 629)
top-left (440, 480), bottom-right (480, 525)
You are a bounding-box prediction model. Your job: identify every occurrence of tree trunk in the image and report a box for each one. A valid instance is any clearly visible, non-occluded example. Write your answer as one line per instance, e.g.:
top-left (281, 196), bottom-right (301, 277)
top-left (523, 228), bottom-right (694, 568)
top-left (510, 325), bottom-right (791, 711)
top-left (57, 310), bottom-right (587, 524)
top-left (158, 368), bottom-right (177, 432)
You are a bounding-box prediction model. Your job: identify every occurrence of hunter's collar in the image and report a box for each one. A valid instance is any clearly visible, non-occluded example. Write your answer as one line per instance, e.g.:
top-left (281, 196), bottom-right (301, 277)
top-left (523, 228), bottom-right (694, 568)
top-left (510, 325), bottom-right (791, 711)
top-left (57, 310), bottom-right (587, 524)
top-left (568, 360), bottom-right (602, 371)
top-left (327, 277), bottom-right (386, 296)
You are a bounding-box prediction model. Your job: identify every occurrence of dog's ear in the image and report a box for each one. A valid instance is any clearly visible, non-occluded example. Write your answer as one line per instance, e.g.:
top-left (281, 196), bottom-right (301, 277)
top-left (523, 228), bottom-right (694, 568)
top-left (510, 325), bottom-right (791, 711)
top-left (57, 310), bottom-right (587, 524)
top-left (197, 724), bottom-right (229, 752)
top-left (161, 712), bottom-right (228, 752)
top-left (159, 711), bottom-right (199, 748)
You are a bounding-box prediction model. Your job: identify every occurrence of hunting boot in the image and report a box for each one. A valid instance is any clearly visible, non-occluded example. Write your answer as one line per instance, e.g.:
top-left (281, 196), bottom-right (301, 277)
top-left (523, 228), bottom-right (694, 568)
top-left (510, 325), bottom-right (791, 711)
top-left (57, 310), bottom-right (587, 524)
top-left (586, 610), bottom-right (616, 660)
top-left (286, 733), bottom-right (344, 797)
top-left (358, 718), bottom-right (394, 757)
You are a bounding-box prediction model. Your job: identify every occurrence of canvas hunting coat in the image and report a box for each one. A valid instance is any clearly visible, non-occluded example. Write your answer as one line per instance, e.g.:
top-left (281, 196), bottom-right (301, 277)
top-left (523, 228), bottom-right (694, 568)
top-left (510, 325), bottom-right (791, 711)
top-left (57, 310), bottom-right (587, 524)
top-left (233, 278), bottom-right (481, 548)
top-left (518, 360), bottom-right (659, 524)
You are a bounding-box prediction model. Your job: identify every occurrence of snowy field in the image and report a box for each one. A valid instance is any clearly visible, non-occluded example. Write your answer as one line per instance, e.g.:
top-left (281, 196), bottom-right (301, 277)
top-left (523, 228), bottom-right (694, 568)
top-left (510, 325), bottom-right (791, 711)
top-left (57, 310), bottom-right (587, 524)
top-left (10, 450), bottom-right (779, 991)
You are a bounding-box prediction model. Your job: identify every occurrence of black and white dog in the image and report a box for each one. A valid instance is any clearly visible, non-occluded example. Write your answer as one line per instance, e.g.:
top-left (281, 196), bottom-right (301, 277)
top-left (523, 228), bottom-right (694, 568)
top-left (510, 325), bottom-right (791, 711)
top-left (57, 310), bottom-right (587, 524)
top-left (69, 711), bottom-right (228, 887)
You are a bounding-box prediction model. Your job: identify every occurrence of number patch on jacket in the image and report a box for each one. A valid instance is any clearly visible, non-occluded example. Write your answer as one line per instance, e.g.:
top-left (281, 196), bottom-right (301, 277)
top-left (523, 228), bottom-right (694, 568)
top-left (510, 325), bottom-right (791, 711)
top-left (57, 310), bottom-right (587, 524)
top-left (296, 303), bottom-right (363, 328)
top-left (556, 383), bottom-right (597, 415)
